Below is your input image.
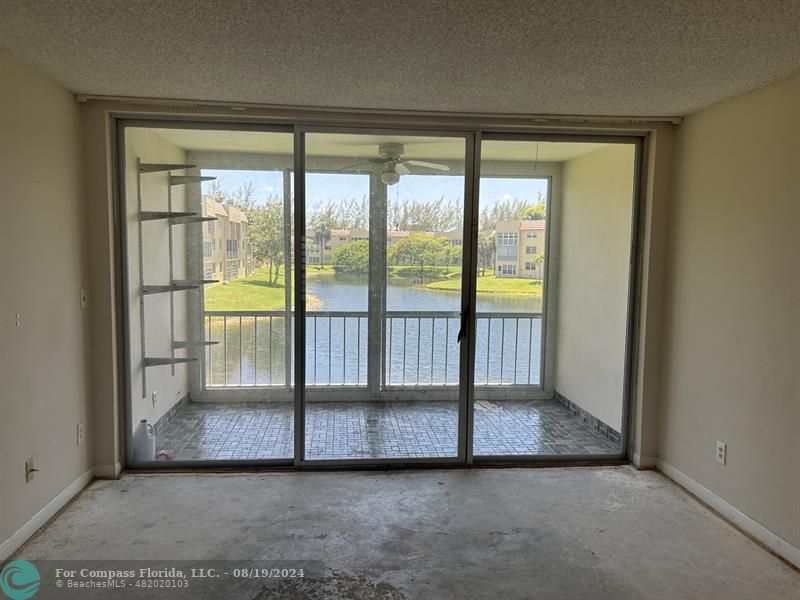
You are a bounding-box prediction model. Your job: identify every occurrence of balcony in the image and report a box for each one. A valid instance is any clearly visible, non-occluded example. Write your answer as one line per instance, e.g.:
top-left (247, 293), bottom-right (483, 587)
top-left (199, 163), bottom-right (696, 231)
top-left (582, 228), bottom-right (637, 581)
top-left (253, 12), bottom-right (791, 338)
top-left (146, 309), bottom-right (622, 460)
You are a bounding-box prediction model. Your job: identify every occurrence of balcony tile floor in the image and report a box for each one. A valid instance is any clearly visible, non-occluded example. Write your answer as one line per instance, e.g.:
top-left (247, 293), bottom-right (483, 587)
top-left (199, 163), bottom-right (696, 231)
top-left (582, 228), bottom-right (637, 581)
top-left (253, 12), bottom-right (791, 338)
top-left (156, 399), bottom-right (620, 461)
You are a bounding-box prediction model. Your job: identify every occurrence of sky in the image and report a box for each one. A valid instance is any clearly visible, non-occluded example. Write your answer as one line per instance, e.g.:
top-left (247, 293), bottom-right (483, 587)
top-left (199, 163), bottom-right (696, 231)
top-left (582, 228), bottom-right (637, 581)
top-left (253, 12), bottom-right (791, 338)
top-left (201, 169), bottom-right (548, 213)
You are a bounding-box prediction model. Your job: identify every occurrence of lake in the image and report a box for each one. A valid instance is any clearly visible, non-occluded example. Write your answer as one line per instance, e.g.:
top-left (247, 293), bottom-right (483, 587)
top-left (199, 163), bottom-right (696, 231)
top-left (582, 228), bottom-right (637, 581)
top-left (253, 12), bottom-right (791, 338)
top-left (308, 275), bottom-right (542, 313)
top-left (206, 275), bottom-right (542, 388)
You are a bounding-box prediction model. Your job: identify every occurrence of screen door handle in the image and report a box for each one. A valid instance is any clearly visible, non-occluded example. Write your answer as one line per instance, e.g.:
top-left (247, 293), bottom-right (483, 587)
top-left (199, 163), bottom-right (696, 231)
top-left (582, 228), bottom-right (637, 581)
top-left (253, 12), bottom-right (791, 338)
top-left (457, 309), bottom-right (469, 343)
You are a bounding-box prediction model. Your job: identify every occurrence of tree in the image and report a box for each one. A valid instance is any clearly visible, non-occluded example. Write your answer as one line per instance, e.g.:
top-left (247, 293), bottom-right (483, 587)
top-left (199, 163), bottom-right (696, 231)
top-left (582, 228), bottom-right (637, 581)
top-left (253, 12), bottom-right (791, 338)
top-left (311, 210), bottom-right (334, 268)
top-left (388, 196), bottom-right (462, 232)
top-left (531, 252), bottom-right (545, 280)
top-left (206, 179), bottom-right (227, 203)
top-left (522, 202), bottom-right (546, 221)
top-left (247, 203), bottom-right (285, 284)
top-left (445, 243), bottom-right (462, 274)
top-left (477, 231), bottom-right (495, 276)
top-left (389, 233), bottom-right (450, 277)
top-left (231, 180), bottom-right (257, 211)
top-left (333, 240), bottom-right (370, 274)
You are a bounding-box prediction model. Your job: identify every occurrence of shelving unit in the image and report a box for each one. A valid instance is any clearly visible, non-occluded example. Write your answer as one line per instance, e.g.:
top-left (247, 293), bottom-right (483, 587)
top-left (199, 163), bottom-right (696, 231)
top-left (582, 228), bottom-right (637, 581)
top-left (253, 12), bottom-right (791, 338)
top-left (137, 160), bottom-right (218, 396)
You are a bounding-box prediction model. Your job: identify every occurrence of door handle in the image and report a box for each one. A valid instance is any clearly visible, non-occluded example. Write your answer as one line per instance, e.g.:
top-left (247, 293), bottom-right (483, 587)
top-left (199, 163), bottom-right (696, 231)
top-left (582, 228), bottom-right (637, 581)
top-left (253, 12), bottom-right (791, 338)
top-left (457, 309), bottom-right (469, 343)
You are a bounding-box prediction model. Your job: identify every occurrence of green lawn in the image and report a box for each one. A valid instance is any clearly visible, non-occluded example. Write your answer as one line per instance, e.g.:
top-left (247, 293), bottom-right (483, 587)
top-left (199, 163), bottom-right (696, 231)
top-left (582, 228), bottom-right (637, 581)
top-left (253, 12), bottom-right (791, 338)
top-left (204, 266), bottom-right (322, 311)
top-left (425, 273), bottom-right (543, 297)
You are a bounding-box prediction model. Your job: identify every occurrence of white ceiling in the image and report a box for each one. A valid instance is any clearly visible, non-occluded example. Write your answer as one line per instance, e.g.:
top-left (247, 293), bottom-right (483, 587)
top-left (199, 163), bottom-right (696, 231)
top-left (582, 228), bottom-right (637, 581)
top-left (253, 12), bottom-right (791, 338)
top-left (2, 0), bottom-right (798, 117)
top-left (154, 128), bottom-right (608, 162)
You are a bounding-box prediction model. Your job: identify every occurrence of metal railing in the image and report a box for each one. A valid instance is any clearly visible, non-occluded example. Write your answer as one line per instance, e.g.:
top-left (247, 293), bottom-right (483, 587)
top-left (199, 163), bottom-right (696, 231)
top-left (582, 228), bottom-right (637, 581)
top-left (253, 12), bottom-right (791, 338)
top-left (204, 310), bottom-right (542, 388)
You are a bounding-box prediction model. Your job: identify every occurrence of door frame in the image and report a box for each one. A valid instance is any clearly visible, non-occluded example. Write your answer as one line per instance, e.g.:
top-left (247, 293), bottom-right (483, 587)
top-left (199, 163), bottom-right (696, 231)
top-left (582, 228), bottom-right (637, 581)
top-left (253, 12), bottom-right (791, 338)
top-left (114, 115), bottom-right (646, 470)
top-left (293, 124), bottom-right (475, 467)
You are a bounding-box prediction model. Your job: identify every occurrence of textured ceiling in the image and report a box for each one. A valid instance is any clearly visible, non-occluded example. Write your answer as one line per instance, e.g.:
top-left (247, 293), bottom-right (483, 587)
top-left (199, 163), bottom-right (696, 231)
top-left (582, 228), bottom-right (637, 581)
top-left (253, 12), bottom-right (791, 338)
top-left (1, 0), bottom-right (799, 117)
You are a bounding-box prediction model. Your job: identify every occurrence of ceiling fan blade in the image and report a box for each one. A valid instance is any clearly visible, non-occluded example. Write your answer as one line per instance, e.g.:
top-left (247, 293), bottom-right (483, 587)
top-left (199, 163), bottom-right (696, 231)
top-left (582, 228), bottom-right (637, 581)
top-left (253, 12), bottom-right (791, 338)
top-left (406, 160), bottom-right (450, 171)
top-left (395, 163), bottom-right (411, 175)
top-left (333, 160), bottom-right (374, 172)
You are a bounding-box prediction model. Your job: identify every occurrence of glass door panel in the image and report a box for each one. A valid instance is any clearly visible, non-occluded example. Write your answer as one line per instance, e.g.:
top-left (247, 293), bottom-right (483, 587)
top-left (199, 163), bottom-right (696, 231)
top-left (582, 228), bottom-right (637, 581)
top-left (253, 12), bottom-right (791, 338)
top-left (303, 132), bottom-right (467, 461)
top-left (121, 124), bottom-right (295, 464)
top-left (473, 139), bottom-right (635, 457)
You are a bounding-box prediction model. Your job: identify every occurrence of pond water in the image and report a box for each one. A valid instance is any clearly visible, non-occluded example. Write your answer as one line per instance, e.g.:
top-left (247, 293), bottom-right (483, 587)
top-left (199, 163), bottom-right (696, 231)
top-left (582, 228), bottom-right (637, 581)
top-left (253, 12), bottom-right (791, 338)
top-left (308, 275), bottom-right (542, 313)
top-left (206, 275), bottom-right (543, 388)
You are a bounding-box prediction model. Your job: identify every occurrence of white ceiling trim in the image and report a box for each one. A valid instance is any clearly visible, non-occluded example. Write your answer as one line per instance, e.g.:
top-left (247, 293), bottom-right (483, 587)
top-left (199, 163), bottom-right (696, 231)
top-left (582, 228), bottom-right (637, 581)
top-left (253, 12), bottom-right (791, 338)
top-left (78, 94), bottom-right (683, 126)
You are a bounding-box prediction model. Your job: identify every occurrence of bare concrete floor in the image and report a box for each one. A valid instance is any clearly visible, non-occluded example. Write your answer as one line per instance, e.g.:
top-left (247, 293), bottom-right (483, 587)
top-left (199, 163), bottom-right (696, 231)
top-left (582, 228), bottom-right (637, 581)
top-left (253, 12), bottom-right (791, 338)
top-left (17, 467), bottom-right (799, 599)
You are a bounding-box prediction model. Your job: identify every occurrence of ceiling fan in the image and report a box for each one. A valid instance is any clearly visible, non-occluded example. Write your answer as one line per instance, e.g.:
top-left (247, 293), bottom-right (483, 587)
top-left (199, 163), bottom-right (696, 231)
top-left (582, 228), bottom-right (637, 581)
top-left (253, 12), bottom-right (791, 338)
top-left (339, 143), bottom-right (450, 185)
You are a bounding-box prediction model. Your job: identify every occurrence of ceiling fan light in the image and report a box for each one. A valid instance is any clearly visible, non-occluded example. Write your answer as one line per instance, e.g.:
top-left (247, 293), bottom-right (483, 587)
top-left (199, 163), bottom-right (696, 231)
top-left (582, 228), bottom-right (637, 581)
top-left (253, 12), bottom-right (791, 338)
top-left (381, 170), bottom-right (400, 186)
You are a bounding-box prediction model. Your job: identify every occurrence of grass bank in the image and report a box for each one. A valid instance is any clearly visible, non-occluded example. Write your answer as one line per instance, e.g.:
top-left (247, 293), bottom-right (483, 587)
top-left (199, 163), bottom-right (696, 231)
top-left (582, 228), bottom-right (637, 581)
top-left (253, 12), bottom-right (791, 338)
top-left (204, 266), bottom-right (321, 311)
top-left (424, 273), bottom-right (543, 297)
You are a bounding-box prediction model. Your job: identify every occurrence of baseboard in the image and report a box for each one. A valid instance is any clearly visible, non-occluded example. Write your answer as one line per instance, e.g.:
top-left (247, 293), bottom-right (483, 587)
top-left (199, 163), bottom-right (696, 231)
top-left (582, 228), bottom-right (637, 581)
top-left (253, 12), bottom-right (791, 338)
top-left (657, 459), bottom-right (800, 569)
top-left (93, 462), bottom-right (122, 479)
top-left (0, 467), bottom-right (94, 562)
top-left (631, 452), bottom-right (657, 469)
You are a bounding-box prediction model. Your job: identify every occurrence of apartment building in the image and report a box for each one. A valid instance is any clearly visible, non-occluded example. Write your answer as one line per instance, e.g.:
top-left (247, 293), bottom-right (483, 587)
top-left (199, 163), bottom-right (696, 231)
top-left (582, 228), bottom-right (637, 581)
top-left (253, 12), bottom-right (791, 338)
top-left (494, 219), bottom-right (546, 278)
top-left (202, 198), bottom-right (252, 282)
top-left (306, 228), bottom-right (368, 265)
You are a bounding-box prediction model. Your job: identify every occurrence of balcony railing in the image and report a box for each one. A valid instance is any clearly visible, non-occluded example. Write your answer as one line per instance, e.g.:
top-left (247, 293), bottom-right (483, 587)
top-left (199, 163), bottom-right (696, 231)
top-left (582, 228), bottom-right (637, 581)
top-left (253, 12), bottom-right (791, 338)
top-left (204, 310), bottom-right (542, 388)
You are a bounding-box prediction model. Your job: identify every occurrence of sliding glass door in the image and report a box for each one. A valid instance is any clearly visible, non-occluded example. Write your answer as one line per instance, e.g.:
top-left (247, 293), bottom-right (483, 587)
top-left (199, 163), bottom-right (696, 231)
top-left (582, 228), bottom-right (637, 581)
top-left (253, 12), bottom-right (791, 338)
top-left (301, 131), bottom-right (469, 462)
top-left (120, 119), bottom-right (639, 468)
top-left (472, 137), bottom-right (637, 459)
top-left (120, 123), bottom-right (296, 465)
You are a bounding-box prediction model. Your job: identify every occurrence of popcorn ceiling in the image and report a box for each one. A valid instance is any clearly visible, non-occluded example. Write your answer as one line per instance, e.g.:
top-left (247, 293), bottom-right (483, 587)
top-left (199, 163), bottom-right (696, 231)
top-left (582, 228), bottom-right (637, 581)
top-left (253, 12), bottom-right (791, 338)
top-left (1, 0), bottom-right (798, 117)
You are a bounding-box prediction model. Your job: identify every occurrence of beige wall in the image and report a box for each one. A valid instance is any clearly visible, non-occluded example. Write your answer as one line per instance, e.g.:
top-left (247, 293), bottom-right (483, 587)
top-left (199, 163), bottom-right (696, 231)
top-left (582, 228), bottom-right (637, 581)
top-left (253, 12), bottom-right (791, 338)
top-left (0, 54), bottom-right (91, 551)
top-left (124, 129), bottom-right (191, 432)
top-left (555, 144), bottom-right (636, 431)
top-left (659, 74), bottom-right (800, 548)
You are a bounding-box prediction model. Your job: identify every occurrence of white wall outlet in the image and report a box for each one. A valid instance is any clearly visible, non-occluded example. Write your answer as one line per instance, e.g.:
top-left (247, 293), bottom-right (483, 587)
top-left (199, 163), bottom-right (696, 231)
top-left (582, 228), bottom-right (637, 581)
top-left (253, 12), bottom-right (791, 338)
top-left (77, 422), bottom-right (85, 445)
top-left (716, 441), bottom-right (727, 465)
top-left (152, 391), bottom-right (158, 407)
top-left (16, 314), bottom-right (21, 327)
top-left (25, 457), bottom-right (38, 483)
top-left (80, 288), bottom-right (89, 309)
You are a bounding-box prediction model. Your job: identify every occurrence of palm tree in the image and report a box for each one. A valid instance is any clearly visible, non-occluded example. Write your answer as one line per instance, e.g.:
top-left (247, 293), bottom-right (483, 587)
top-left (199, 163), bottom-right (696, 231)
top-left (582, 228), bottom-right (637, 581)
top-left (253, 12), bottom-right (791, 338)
top-left (314, 221), bottom-right (332, 268)
top-left (477, 231), bottom-right (495, 277)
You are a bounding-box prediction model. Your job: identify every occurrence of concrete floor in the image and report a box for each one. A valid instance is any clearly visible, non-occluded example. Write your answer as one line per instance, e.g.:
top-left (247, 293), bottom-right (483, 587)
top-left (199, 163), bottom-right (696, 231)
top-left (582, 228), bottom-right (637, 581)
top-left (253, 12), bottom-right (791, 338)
top-left (17, 467), bottom-right (799, 599)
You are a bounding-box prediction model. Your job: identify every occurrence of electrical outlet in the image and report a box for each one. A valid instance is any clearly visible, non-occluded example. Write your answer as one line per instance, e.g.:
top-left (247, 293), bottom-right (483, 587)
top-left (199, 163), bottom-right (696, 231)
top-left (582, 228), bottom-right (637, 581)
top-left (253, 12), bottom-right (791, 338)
top-left (716, 441), bottom-right (727, 465)
top-left (152, 391), bottom-right (158, 407)
top-left (80, 288), bottom-right (89, 309)
top-left (25, 458), bottom-right (38, 483)
top-left (16, 314), bottom-right (21, 327)
top-left (77, 423), bottom-right (85, 445)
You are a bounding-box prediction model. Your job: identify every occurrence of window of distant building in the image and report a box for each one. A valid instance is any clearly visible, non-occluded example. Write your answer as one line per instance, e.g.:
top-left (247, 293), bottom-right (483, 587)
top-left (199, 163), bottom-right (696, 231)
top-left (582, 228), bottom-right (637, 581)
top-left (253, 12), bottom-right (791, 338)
top-left (497, 232), bottom-right (518, 246)
top-left (498, 264), bottom-right (517, 275)
top-left (526, 231), bottom-right (538, 239)
top-left (526, 246), bottom-right (537, 254)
